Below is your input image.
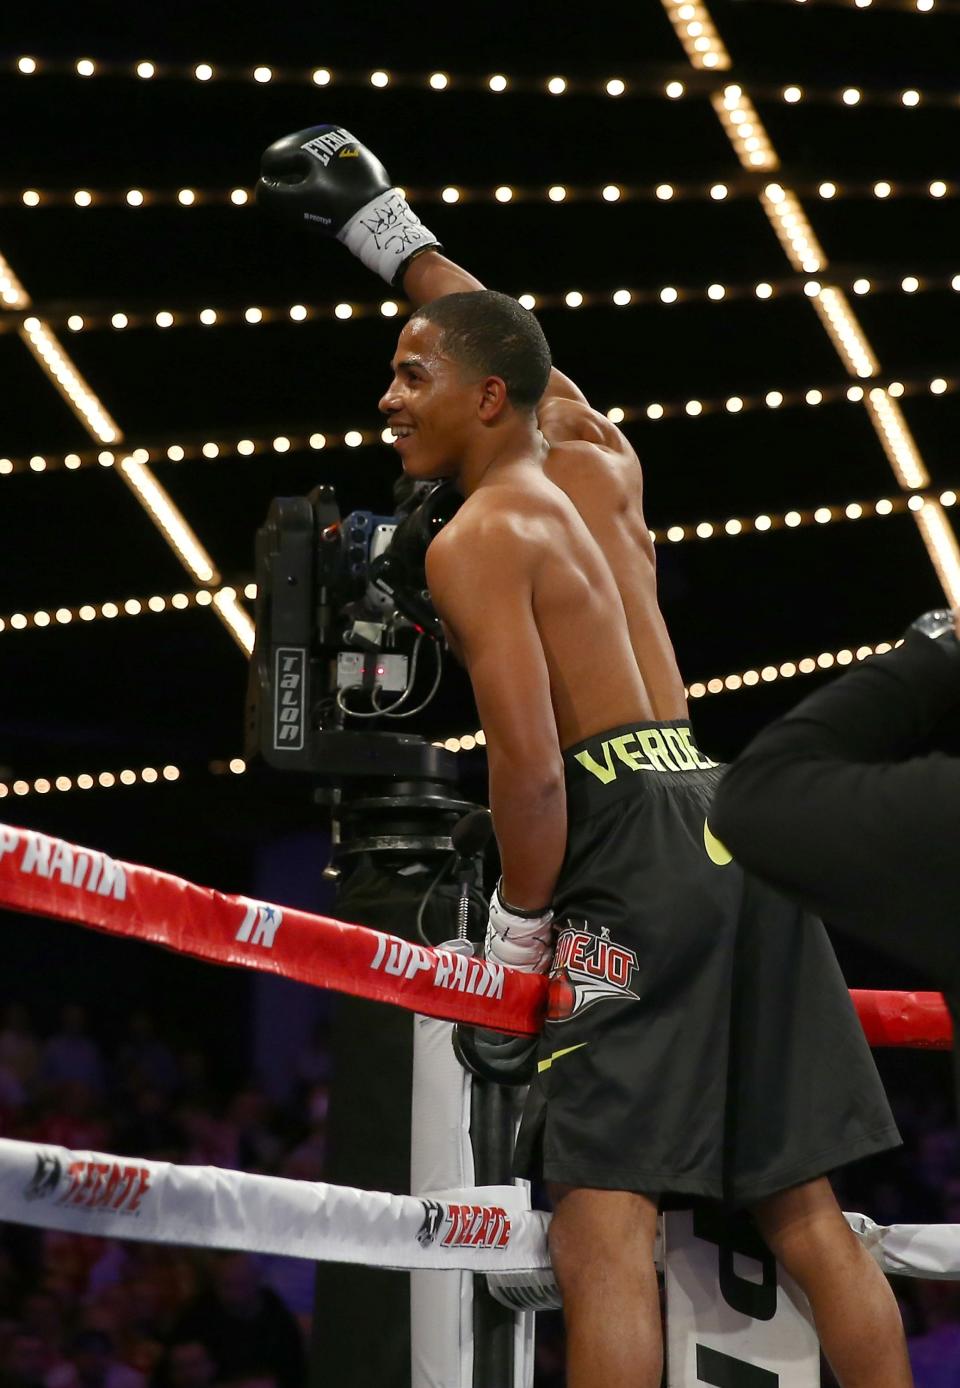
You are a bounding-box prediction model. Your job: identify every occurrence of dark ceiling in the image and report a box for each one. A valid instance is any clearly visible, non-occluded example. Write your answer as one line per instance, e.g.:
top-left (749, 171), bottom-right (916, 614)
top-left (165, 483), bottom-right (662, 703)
top-left (1, 0), bottom-right (958, 875)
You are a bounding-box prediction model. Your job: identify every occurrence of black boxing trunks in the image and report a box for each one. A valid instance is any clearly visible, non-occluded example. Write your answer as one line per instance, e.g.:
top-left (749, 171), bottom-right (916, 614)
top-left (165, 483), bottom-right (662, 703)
top-left (512, 719), bottom-right (900, 1204)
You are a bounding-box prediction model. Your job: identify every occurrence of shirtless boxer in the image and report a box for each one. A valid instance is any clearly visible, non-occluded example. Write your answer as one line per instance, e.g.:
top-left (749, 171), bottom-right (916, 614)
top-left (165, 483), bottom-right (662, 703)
top-left (258, 127), bottom-right (912, 1388)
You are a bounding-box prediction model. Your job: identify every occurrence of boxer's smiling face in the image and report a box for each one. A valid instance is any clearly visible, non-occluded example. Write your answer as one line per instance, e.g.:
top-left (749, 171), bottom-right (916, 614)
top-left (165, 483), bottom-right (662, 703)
top-left (379, 318), bottom-right (497, 481)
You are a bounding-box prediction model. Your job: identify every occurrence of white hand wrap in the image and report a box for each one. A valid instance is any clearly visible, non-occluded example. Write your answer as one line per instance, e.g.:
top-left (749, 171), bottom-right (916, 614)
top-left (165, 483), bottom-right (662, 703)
top-left (336, 188), bottom-right (440, 285)
top-left (484, 884), bottom-right (554, 974)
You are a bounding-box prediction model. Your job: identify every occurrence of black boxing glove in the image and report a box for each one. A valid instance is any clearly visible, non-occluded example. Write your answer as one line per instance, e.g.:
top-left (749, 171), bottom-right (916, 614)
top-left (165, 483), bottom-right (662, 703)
top-left (452, 1024), bottom-right (538, 1088)
top-left (257, 124), bottom-right (440, 286)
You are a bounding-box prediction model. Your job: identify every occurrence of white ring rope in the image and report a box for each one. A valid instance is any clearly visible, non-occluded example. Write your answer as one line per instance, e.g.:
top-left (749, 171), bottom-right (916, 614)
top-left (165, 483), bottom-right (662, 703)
top-left (0, 1137), bottom-right (548, 1274)
top-left (0, 1137), bottom-right (958, 1283)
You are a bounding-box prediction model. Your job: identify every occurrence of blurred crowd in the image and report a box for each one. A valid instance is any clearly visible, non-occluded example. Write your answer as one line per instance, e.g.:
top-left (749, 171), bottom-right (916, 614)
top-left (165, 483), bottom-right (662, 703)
top-left (0, 1003), bottom-right (957, 1387)
top-left (0, 1002), bottom-right (328, 1388)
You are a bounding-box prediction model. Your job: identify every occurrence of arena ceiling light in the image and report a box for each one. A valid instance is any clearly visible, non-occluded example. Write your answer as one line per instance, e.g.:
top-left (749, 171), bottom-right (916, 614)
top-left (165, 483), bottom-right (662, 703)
top-left (0, 764), bottom-right (184, 800)
top-left (0, 635), bottom-right (904, 799)
top-left (0, 584), bottom-right (257, 636)
top-left (0, 253), bottom-right (29, 308)
top-left (0, 756), bottom-right (255, 801)
top-left (19, 316), bottom-right (120, 442)
top-left (660, 0), bottom-right (960, 605)
top-left (4, 483), bottom-right (957, 640)
top-left (434, 639), bottom-right (904, 743)
top-left (3, 373), bottom-right (958, 481)
top-left (7, 268), bottom-right (959, 339)
top-left (611, 373), bottom-right (958, 423)
top-left (683, 639), bottom-right (899, 700)
top-left (10, 55), bottom-right (960, 106)
top-left (6, 179), bottom-right (955, 208)
top-left (741, 0), bottom-right (949, 12)
top-left (0, 244), bottom-right (251, 653)
top-left (646, 488), bottom-right (956, 546)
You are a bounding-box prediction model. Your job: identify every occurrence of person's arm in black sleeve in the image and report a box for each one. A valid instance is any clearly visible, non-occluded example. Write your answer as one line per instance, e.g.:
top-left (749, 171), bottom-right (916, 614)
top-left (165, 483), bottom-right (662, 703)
top-left (710, 629), bottom-right (960, 982)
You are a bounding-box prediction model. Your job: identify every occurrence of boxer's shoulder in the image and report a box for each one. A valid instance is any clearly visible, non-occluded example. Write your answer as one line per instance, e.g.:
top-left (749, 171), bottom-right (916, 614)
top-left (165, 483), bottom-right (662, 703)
top-left (427, 490), bottom-right (545, 570)
top-left (539, 398), bottom-right (639, 462)
top-left (545, 437), bottom-right (644, 515)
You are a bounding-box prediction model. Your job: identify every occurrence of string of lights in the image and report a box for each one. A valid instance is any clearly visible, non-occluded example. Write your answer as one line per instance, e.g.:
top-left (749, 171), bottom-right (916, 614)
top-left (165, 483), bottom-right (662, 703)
top-left (744, 0), bottom-right (950, 13)
top-left (19, 315), bottom-right (120, 443)
top-left (1, 481), bottom-right (953, 639)
top-left (0, 243), bottom-right (254, 654)
top-left (6, 269), bottom-right (959, 337)
top-left (437, 639), bottom-right (905, 747)
top-left (0, 253), bottom-right (29, 310)
top-left (0, 492), bottom-right (956, 634)
top-left (0, 763), bottom-right (186, 800)
top-left (0, 638), bottom-right (902, 798)
top-left (4, 371), bottom-right (957, 484)
top-left (9, 54), bottom-right (960, 103)
top-left (685, 639), bottom-right (899, 699)
top-left (660, 0), bottom-right (960, 606)
top-left (0, 583), bottom-right (256, 636)
top-left (611, 373), bottom-right (958, 416)
top-left (649, 489), bottom-right (958, 545)
top-left (3, 177), bottom-right (958, 212)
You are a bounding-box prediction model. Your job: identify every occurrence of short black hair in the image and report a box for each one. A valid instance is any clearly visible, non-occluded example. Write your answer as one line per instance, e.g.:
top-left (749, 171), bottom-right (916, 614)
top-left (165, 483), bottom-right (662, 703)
top-left (413, 290), bottom-right (552, 410)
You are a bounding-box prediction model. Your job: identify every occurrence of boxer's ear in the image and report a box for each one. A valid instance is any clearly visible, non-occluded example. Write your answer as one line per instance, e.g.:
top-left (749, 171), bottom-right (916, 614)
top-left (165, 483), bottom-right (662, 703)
top-left (477, 375), bottom-right (509, 422)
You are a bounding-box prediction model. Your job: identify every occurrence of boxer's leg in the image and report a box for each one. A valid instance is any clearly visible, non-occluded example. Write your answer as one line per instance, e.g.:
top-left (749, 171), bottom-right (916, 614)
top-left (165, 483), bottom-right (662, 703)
top-left (752, 1177), bottom-right (914, 1388)
top-left (547, 1183), bottom-right (662, 1388)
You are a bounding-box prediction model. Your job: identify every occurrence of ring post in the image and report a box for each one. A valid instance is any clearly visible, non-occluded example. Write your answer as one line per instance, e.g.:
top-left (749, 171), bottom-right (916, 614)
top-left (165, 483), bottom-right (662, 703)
top-left (470, 1076), bottom-right (535, 1388)
top-left (410, 1012), bottom-right (476, 1388)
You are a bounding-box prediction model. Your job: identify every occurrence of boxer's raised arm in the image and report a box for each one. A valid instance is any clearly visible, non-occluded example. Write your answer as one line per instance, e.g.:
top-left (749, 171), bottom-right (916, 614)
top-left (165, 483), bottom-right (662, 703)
top-left (257, 125), bottom-right (593, 416)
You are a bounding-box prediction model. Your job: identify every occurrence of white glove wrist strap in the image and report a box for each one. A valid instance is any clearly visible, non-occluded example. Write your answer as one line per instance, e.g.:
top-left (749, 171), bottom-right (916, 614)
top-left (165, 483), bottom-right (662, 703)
top-left (336, 188), bottom-right (439, 285)
top-left (485, 888), bottom-right (554, 974)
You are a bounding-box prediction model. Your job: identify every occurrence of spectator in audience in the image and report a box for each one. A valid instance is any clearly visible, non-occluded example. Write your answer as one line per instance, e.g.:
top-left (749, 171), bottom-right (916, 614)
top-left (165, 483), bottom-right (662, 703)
top-left (0, 1008), bottom-right (39, 1092)
top-left (291, 1023), bottom-right (330, 1099)
top-left (281, 1088), bottom-right (327, 1184)
top-left (153, 1342), bottom-right (217, 1388)
top-left (0, 1333), bottom-right (48, 1388)
top-left (0, 1064), bottom-right (24, 1133)
top-left (5, 996), bottom-right (955, 1381)
top-left (17, 1294), bottom-right (70, 1382)
top-left (173, 1256), bottom-right (304, 1388)
top-left (177, 1112), bottom-right (237, 1172)
top-left (116, 1017), bottom-right (179, 1100)
top-left (907, 1283), bottom-right (960, 1386)
top-left (41, 1011), bottom-right (104, 1099)
top-left (113, 1091), bottom-right (183, 1164)
top-left (228, 1091), bottom-right (281, 1176)
top-left (29, 1085), bottom-right (110, 1155)
top-left (47, 1331), bottom-right (143, 1388)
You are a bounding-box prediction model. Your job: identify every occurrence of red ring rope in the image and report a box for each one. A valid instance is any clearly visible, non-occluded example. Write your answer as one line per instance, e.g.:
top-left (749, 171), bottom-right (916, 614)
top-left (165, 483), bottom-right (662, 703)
top-left (0, 822), bottom-right (951, 1047)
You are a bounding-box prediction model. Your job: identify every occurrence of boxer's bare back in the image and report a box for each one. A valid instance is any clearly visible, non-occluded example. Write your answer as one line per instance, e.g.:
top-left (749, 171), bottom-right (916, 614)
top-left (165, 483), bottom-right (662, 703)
top-left (435, 428), bottom-right (686, 751)
top-left (390, 251), bottom-right (687, 751)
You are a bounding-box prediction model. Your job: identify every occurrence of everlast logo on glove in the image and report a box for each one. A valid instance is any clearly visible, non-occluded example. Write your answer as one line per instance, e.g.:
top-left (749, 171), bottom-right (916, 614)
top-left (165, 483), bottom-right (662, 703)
top-left (258, 122), bottom-right (441, 284)
top-left (300, 128), bottom-right (355, 166)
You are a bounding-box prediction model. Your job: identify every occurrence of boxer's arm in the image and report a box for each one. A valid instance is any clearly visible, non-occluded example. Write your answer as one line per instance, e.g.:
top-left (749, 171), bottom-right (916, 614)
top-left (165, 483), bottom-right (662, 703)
top-left (425, 517), bottom-right (567, 911)
top-left (257, 127), bottom-right (596, 420)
